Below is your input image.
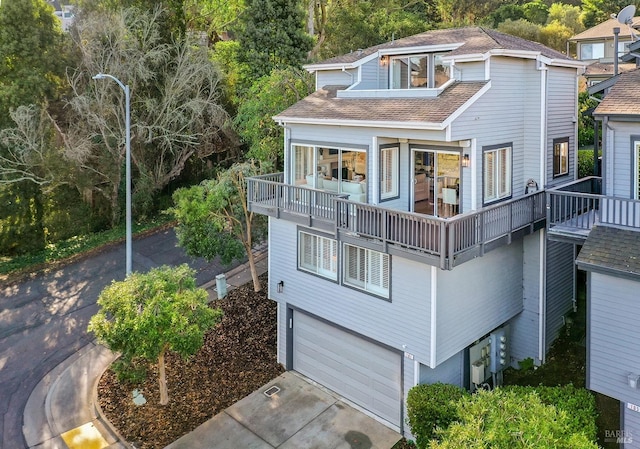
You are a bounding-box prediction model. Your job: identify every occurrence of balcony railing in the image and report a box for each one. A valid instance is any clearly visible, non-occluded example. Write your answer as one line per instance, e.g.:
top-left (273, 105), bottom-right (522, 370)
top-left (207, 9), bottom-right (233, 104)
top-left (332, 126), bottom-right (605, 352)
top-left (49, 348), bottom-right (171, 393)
top-left (547, 177), bottom-right (640, 240)
top-left (248, 174), bottom-right (546, 269)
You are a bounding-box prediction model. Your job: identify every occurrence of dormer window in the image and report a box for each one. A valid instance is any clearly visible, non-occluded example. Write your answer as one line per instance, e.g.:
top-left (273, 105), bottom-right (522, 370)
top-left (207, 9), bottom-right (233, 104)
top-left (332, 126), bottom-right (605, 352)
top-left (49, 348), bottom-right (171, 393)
top-left (389, 52), bottom-right (451, 89)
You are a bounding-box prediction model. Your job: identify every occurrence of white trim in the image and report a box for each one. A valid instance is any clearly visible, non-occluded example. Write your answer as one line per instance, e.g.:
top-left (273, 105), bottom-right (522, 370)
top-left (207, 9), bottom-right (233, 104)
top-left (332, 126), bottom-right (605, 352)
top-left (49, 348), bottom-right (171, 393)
top-left (470, 138), bottom-right (477, 210)
top-left (539, 62), bottom-right (547, 187)
top-left (275, 117), bottom-right (446, 130)
top-left (634, 140), bottom-right (640, 200)
top-left (372, 136), bottom-right (379, 204)
top-left (538, 229), bottom-right (546, 363)
top-left (429, 266), bottom-right (437, 367)
top-left (380, 43), bottom-right (463, 57)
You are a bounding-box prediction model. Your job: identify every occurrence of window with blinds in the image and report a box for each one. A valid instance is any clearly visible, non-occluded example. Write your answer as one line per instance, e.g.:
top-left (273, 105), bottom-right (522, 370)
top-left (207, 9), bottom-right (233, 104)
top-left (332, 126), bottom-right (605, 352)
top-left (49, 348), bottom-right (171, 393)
top-left (343, 244), bottom-right (390, 298)
top-left (553, 138), bottom-right (569, 177)
top-left (483, 145), bottom-right (511, 204)
top-left (380, 146), bottom-right (399, 200)
top-left (298, 231), bottom-right (337, 280)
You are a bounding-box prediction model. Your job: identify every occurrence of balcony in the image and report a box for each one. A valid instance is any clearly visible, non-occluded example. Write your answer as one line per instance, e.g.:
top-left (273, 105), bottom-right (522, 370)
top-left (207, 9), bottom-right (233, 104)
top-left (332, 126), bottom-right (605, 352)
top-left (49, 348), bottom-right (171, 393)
top-left (248, 173), bottom-right (546, 270)
top-left (547, 177), bottom-right (640, 243)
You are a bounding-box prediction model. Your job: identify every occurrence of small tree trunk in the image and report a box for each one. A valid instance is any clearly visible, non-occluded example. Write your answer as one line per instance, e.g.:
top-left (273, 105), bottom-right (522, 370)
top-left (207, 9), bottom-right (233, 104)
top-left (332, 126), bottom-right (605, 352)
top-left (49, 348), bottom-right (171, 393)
top-left (246, 248), bottom-right (261, 293)
top-left (158, 347), bottom-right (169, 405)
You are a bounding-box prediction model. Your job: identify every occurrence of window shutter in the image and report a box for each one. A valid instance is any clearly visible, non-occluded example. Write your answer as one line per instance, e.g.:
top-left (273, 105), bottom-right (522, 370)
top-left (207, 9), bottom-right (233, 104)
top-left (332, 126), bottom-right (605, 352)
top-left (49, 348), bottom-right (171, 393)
top-left (484, 151), bottom-right (495, 200)
top-left (381, 147), bottom-right (398, 199)
top-left (499, 147), bottom-right (509, 196)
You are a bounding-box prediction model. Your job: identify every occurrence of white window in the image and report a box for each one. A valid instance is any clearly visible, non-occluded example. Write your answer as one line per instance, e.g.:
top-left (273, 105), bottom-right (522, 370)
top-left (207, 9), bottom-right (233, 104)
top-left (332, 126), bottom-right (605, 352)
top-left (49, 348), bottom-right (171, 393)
top-left (391, 55), bottom-right (428, 89)
top-left (343, 244), bottom-right (390, 298)
top-left (484, 145), bottom-right (511, 203)
top-left (299, 231), bottom-right (337, 280)
top-left (580, 42), bottom-right (604, 60)
top-left (292, 145), bottom-right (314, 186)
top-left (553, 138), bottom-right (569, 177)
top-left (380, 146), bottom-right (399, 200)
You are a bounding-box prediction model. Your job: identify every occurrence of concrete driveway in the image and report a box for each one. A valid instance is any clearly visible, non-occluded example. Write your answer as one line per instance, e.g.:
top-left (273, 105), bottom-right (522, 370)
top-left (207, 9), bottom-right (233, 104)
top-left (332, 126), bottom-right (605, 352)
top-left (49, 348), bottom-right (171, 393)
top-left (165, 371), bottom-right (402, 449)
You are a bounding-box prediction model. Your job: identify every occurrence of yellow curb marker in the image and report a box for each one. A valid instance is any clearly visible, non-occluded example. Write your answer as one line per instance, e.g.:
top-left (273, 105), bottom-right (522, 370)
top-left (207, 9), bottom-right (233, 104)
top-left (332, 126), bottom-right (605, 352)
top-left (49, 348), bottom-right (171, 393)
top-left (60, 422), bottom-right (109, 449)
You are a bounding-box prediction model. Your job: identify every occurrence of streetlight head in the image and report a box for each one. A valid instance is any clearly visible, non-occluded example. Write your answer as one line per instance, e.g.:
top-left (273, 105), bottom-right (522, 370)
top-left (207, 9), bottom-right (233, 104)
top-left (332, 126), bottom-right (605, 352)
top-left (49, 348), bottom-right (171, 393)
top-left (92, 73), bottom-right (105, 80)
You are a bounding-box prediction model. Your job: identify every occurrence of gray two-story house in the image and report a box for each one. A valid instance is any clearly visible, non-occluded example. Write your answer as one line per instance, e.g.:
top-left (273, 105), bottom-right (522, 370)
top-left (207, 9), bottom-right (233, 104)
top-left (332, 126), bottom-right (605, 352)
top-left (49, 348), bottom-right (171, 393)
top-left (550, 68), bottom-right (640, 446)
top-left (248, 27), bottom-right (584, 435)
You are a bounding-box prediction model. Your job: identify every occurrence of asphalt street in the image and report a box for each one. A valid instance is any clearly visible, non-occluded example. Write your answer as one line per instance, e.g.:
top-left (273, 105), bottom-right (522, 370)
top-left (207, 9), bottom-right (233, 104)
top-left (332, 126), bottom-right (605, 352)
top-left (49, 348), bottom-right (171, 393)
top-left (0, 227), bottom-right (239, 449)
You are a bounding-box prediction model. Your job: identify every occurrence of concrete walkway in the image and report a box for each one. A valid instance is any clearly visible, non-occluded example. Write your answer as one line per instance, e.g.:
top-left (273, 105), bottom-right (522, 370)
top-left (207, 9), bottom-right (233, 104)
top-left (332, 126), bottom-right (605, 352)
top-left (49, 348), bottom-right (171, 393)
top-left (165, 372), bottom-right (401, 449)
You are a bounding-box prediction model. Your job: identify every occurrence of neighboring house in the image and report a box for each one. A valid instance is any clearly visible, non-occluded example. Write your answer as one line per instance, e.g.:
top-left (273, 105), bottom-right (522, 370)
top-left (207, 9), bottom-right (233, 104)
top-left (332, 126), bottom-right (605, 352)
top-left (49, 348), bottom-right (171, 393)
top-left (247, 27), bottom-right (584, 435)
top-left (48, 0), bottom-right (74, 32)
top-left (569, 17), bottom-right (640, 85)
top-left (550, 68), bottom-right (640, 447)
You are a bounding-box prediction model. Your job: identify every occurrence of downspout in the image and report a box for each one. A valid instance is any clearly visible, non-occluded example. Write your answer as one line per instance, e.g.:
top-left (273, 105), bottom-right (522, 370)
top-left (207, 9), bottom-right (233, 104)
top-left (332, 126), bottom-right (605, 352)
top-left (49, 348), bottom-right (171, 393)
top-left (602, 116), bottom-right (610, 196)
top-left (537, 59), bottom-right (548, 363)
top-left (429, 266), bottom-right (437, 368)
top-left (342, 66), bottom-right (354, 87)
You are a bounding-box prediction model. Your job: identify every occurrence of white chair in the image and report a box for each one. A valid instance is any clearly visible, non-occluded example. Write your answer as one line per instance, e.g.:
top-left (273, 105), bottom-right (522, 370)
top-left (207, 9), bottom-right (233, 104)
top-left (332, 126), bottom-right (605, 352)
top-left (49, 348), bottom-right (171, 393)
top-left (442, 188), bottom-right (458, 217)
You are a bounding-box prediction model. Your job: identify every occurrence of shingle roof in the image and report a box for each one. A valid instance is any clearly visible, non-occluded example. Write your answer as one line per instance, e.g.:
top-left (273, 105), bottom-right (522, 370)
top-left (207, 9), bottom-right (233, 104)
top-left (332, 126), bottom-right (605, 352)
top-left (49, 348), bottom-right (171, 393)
top-left (576, 226), bottom-right (640, 278)
top-left (594, 68), bottom-right (640, 116)
top-left (274, 82), bottom-right (488, 125)
top-left (584, 62), bottom-right (638, 76)
top-left (313, 27), bottom-right (571, 67)
top-left (569, 17), bottom-right (640, 41)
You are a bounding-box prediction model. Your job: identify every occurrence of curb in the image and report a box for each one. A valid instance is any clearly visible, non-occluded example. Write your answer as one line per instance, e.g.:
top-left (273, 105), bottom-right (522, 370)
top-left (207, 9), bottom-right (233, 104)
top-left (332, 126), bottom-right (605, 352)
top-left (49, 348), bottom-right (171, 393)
top-left (92, 349), bottom-right (132, 449)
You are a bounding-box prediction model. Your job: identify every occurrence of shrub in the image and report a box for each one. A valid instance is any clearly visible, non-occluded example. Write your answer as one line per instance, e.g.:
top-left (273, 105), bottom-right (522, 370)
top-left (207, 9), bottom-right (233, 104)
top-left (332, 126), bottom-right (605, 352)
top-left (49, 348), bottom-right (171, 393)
top-left (578, 149), bottom-right (599, 179)
top-left (406, 383), bottom-right (469, 448)
top-left (430, 388), bottom-right (599, 449)
top-left (503, 384), bottom-right (598, 441)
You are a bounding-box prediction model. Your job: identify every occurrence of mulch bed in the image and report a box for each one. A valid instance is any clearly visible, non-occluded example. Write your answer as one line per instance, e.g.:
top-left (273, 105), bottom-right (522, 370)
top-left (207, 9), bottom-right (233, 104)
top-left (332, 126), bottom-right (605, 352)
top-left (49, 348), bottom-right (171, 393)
top-left (97, 273), bottom-right (284, 449)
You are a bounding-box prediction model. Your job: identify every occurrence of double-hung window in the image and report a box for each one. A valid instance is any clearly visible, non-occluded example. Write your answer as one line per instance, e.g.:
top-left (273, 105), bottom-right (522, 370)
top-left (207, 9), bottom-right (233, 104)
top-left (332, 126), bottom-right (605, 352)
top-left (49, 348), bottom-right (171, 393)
top-left (380, 145), bottom-right (399, 200)
top-left (553, 138), bottom-right (569, 177)
top-left (484, 144), bottom-right (512, 203)
top-left (298, 231), bottom-right (337, 280)
top-left (343, 244), bottom-right (390, 298)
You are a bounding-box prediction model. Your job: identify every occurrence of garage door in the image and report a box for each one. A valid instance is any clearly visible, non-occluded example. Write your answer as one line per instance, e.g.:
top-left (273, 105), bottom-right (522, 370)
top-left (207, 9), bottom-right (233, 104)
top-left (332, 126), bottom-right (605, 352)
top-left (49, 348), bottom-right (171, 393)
top-left (292, 310), bottom-right (402, 427)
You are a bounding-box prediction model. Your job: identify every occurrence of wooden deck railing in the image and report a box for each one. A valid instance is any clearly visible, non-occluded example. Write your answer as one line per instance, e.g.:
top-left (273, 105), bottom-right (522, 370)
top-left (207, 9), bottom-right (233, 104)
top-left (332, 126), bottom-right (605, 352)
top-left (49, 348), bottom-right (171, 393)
top-left (547, 177), bottom-right (640, 236)
top-left (248, 175), bottom-right (546, 269)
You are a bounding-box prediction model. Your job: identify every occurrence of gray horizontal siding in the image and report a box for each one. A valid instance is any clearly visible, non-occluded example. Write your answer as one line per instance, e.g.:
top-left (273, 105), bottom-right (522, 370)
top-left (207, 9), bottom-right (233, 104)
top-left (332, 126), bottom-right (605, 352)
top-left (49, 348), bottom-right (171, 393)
top-left (589, 272), bottom-right (640, 405)
top-left (358, 59), bottom-right (381, 90)
top-left (546, 67), bottom-right (577, 188)
top-left (436, 241), bottom-right (524, 364)
top-left (623, 405), bottom-right (640, 448)
top-left (268, 218), bottom-right (433, 364)
top-left (605, 121), bottom-right (638, 198)
top-left (509, 232), bottom-right (543, 365)
top-left (419, 352), bottom-right (463, 386)
top-left (457, 61), bottom-right (485, 81)
top-left (545, 240), bottom-right (574, 352)
top-left (316, 69), bottom-right (355, 88)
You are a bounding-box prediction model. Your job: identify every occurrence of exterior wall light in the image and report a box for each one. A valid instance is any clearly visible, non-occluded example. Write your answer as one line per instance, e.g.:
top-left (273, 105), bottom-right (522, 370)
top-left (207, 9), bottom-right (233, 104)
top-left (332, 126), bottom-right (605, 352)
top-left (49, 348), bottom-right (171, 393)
top-left (462, 154), bottom-right (470, 168)
top-left (277, 280), bottom-right (284, 293)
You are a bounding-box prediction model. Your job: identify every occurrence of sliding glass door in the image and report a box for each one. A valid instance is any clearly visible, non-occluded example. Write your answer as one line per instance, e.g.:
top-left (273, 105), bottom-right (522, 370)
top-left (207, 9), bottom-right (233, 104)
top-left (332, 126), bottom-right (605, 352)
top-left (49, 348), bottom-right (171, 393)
top-left (413, 149), bottom-right (460, 218)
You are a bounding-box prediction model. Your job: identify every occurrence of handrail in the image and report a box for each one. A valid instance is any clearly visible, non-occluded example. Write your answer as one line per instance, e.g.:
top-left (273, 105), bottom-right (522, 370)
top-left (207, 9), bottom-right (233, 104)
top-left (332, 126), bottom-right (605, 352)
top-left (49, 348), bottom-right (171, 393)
top-left (248, 176), bottom-right (546, 269)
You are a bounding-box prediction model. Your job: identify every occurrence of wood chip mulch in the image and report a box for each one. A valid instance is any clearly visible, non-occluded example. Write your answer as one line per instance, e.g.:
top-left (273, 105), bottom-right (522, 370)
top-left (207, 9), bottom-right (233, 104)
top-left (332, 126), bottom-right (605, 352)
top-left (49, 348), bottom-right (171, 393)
top-left (97, 273), bottom-right (284, 449)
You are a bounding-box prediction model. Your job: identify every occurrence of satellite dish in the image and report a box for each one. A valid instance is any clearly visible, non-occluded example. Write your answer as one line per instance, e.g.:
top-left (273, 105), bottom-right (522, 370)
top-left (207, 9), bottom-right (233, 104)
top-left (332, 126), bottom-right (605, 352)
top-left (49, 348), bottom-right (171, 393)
top-left (617, 4), bottom-right (636, 25)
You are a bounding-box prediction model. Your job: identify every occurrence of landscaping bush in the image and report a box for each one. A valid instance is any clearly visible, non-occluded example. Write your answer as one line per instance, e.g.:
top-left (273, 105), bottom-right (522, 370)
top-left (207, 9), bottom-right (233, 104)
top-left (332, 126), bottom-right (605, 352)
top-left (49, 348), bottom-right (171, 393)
top-left (430, 388), bottom-right (599, 449)
top-left (503, 384), bottom-right (598, 441)
top-left (406, 383), bottom-right (469, 448)
top-left (578, 149), bottom-right (599, 179)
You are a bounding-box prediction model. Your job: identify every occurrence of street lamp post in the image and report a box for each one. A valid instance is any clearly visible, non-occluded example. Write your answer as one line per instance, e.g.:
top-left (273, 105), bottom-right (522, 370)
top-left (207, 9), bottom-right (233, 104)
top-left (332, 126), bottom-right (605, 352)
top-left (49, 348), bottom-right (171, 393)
top-left (92, 73), bottom-right (132, 276)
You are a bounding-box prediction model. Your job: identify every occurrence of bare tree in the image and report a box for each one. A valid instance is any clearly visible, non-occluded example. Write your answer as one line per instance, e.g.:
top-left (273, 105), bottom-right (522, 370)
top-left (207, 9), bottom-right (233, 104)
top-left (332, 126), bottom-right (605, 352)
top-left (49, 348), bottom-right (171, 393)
top-left (61, 6), bottom-right (235, 225)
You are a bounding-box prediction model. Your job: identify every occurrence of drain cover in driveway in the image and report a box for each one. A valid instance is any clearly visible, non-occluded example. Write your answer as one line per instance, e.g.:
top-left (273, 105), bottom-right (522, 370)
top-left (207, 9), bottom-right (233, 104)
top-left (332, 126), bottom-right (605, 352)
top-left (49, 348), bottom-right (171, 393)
top-left (263, 385), bottom-right (280, 397)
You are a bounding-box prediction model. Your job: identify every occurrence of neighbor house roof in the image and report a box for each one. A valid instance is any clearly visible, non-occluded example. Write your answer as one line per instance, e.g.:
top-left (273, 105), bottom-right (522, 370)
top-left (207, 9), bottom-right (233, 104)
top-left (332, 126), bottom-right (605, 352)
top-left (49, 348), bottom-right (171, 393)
top-left (569, 17), bottom-right (640, 41)
top-left (274, 81), bottom-right (488, 127)
top-left (593, 68), bottom-right (640, 116)
top-left (308, 27), bottom-right (572, 69)
top-left (584, 62), bottom-right (638, 77)
top-left (576, 226), bottom-right (640, 279)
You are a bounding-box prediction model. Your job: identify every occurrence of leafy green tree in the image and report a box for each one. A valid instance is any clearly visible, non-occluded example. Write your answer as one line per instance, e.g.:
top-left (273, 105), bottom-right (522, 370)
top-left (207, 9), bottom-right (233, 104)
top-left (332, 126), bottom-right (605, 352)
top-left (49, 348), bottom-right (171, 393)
top-left (88, 264), bottom-right (221, 405)
top-left (581, 0), bottom-right (632, 28)
top-left (429, 389), bottom-right (599, 449)
top-left (172, 162), bottom-right (268, 292)
top-left (498, 18), bottom-right (543, 42)
top-left (234, 67), bottom-right (314, 168)
top-left (578, 90), bottom-right (599, 148)
top-left (547, 3), bottom-right (584, 34)
top-left (0, 0), bottom-right (69, 255)
top-left (523, 0), bottom-right (550, 25)
top-left (541, 20), bottom-right (574, 51)
top-left (483, 4), bottom-right (526, 28)
top-left (235, 0), bottom-right (312, 84)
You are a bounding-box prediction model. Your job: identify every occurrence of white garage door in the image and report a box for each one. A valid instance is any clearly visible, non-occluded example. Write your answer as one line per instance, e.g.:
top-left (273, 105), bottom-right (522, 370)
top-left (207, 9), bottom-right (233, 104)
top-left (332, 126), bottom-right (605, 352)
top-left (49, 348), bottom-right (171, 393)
top-left (292, 310), bottom-right (402, 427)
